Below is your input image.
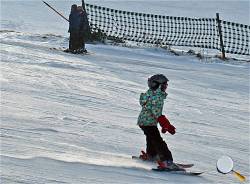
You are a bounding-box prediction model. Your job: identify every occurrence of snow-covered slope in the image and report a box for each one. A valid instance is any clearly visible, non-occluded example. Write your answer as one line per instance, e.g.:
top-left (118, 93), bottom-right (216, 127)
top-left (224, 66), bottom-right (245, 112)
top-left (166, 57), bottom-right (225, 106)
top-left (1, 1), bottom-right (250, 184)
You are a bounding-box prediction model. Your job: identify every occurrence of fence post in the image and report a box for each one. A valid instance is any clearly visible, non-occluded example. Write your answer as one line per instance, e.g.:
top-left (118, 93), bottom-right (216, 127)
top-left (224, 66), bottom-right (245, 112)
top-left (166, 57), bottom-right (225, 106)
top-left (82, 0), bottom-right (86, 10)
top-left (216, 13), bottom-right (226, 59)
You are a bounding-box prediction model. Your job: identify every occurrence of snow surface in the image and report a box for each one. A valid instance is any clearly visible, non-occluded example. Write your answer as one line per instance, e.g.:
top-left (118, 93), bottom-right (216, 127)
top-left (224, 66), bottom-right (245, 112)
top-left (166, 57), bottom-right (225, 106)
top-left (1, 0), bottom-right (250, 184)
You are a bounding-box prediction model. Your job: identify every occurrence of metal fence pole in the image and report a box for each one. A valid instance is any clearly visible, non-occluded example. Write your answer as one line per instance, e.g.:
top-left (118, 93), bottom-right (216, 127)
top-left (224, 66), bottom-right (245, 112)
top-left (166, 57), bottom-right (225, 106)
top-left (216, 13), bottom-right (226, 59)
top-left (82, 0), bottom-right (86, 11)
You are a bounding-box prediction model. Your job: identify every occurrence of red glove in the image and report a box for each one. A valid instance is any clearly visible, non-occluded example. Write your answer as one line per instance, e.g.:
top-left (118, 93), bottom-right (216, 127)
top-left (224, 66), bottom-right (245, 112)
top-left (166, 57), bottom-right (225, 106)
top-left (158, 115), bottom-right (176, 135)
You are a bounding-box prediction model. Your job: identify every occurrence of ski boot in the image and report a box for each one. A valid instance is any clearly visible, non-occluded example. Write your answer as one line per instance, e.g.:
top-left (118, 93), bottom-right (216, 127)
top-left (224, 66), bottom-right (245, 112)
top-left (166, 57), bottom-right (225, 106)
top-left (157, 160), bottom-right (185, 171)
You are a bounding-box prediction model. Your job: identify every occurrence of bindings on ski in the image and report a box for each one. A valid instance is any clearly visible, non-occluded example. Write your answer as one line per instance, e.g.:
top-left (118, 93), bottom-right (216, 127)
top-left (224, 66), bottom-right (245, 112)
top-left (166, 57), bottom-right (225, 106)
top-left (157, 160), bottom-right (185, 171)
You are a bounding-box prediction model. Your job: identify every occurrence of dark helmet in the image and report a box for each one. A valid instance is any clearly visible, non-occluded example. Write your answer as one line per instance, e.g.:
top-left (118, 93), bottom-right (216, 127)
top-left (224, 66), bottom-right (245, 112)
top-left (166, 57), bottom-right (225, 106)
top-left (148, 74), bottom-right (169, 90)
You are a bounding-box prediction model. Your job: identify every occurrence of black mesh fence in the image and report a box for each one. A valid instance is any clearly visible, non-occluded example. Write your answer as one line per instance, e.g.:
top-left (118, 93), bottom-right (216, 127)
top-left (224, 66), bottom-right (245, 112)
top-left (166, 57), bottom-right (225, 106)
top-left (85, 3), bottom-right (250, 55)
top-left (221, 21), bottom-right (249, 55)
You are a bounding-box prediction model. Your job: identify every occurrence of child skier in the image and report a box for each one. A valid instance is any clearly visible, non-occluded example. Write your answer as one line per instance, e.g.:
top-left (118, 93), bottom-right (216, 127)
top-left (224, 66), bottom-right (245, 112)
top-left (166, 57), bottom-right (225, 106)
top-left (137, 74), bottom-right (179, 169)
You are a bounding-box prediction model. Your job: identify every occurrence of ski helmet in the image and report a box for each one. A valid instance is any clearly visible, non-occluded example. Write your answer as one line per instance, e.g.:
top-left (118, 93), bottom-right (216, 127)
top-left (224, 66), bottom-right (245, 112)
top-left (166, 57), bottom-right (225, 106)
top-left (148, 74), bottom-right (169, 90)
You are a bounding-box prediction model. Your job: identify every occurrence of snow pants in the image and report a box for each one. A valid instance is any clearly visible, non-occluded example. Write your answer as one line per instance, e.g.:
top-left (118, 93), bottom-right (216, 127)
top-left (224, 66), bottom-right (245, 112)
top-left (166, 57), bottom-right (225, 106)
top-left (78, 32), bottom-right (86, 50)
top-left (69, 31), bottom-right (79, 51)
top-left (69, 31), bottom-right (86, 52)
top-left (140, 126), bottom-right (173, 162)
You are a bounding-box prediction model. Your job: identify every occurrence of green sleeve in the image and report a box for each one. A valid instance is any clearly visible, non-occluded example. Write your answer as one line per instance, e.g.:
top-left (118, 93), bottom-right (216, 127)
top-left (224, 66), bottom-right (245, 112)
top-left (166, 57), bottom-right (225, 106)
top-left (139, 93), bottom-right (149, 106)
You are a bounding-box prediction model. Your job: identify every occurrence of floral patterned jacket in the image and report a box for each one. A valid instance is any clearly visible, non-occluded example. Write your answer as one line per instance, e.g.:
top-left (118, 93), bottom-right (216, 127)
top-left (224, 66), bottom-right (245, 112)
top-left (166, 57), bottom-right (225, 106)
top-left (137, 88), bottom-right (167, 126)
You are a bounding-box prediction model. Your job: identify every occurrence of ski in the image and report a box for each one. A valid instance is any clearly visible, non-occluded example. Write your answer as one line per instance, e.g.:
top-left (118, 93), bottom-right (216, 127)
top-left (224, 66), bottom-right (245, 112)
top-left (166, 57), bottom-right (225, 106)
top-left (63, 48), bottom-right (92, 55)
top-left (132, 156), bottom-right (194, 169)
top-left (152, 168), bottom-right (203, 176)
top-left (49, 47), bottom-right (93, 55)
top-left (176, 163), bottom-right (194, 169)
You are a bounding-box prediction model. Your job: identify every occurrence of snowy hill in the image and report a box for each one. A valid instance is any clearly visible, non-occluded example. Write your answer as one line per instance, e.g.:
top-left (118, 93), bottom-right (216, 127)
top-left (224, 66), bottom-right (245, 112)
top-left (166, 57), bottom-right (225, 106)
top-left (1, 1), bottom-right (250, 184)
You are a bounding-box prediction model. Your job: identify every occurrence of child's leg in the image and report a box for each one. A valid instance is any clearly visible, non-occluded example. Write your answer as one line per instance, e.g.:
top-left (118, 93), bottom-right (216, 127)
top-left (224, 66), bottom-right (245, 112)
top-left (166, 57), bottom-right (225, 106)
top-left (140, 126), bottom-right (157, 158)
top-left (145, 134), bottom-right (158, 157)
top-left (141, 126), bottom-right (173, 161)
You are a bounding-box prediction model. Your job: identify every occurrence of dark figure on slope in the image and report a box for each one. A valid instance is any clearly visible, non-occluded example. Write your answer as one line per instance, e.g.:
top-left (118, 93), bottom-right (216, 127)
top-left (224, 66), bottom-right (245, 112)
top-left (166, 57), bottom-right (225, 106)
top-left (77, 6), bottom-right (90, 53)
top-left (68, 4), bottom-right (81, 53)
top-left (137, 74), bottom-right (180, 170)
top-left (67, 5), bottom-right (90, 54)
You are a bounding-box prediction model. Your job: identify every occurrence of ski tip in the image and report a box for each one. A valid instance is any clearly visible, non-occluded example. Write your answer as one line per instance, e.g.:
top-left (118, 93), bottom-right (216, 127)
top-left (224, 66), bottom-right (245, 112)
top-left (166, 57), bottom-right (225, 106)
top-left (152, 168), bottom-right (203, 176)
top-left (188, 171), bottom-right (204, 176)
top-left (177, 163), bottom-right (194, 167)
